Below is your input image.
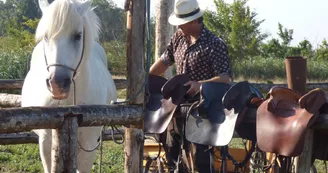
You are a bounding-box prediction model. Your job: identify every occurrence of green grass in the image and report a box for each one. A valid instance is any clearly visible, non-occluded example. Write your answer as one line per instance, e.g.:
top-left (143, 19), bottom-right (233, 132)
top-left (0, 144), bottom-right (41, 173)
top-left (0, 141), bottom-right (124, 173)
top-left (1, 139), bottom-right (326, 173)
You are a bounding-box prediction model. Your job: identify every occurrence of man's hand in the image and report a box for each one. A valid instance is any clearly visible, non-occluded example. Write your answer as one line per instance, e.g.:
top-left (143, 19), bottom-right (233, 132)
top-left (184, 81), bottom-right (201, 96)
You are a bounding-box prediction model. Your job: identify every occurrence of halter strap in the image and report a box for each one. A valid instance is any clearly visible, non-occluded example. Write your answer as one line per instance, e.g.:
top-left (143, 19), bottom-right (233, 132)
top-left (44, 29), bottom-right (85, 78)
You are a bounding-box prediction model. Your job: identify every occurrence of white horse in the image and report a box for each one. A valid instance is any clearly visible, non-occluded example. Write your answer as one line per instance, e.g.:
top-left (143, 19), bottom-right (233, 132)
top-left (21, 0), bottom-right (117, 172)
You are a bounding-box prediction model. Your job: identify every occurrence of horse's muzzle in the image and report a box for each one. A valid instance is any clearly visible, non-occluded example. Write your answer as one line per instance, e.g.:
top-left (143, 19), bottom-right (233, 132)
top-left (46, 76), bottom-right (72, 100)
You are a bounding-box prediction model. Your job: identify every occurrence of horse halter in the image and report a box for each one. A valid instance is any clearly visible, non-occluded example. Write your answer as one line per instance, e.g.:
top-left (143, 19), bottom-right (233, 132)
top-left (43, 29), bottom-right (85, 78)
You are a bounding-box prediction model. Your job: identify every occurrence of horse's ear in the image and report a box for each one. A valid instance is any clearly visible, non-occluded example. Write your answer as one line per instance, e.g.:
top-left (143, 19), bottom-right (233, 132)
top-left (78, 0), bottom-right (92, 16)
top-left (38, 0), bottom-right (49, 14)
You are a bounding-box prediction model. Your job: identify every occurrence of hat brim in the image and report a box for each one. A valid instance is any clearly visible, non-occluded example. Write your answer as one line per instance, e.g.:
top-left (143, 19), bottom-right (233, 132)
top-left (168, 8), bottom-right (205, 26)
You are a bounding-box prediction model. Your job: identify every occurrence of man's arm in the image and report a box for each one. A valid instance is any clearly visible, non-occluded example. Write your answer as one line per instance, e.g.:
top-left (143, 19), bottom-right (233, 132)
top-left (149, 31), bottom-right (178, 76)
top-left (149, 59), bottom-right (170, 76)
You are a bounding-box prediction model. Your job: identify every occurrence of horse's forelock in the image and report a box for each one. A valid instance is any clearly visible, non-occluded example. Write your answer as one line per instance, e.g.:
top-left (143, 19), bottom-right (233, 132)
top-left (35, 0), bottom-right (100, 43)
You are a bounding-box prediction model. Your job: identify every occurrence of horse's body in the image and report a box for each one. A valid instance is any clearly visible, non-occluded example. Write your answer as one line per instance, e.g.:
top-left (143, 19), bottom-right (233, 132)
top-left (21, 0), bottom-right (117, 172)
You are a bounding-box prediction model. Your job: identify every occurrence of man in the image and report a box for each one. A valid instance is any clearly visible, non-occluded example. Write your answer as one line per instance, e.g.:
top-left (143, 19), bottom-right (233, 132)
top-left (149, 0), bottom-right (232, 172)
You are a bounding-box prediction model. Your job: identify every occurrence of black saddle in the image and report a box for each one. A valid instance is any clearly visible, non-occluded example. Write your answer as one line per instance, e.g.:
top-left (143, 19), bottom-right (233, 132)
top-left (185, 82), bottom-right (237, 146)
top-left (222, 81), bottom-right (264, 141)
top-left (144, 74), bottom-right (190, 133)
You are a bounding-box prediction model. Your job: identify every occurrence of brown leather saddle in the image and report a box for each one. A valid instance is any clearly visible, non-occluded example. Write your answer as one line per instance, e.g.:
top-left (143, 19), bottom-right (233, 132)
top-left (185, 82), bottom-right (238, 146)
top-left (257, 87), bottom-right (326, 157)
top-left (222, 81), bottom-right (264, 142)
top-left (144, 74), bottom-right (190, 134)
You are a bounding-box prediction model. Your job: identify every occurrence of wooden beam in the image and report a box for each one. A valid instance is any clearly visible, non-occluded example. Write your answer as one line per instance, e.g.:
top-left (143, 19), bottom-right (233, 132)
top-left (0, 105), bottom-right (143, 134)
top-left (0, 132), bottom-right (39, 144)
top-left (51, 116), bottom-right (78, 173)
top-left (0, 93), bottom-right (21, 107)
top-left (2, 105), bottom-right (328, 135)
top-left (124, 0), bottom-right (146, 172)
top-left (0, 80), bottom-right (23, 89)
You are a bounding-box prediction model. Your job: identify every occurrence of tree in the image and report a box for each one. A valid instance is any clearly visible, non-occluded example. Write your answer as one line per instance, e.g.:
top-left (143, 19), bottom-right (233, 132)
top-left (261, 23), bottom-right (314, 59)
top-left (277, 23), bottom-right (293, 46)
top-left (203, 0), bottom-right (268, 62)
top-left (315, 39), bottom-right (328, 60)
top-left (92, 0), bottom-right (126, 42)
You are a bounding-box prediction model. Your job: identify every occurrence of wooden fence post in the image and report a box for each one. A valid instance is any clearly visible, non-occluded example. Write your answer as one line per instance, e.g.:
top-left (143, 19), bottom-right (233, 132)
top-left (51, 115), bottom-right (78, 173)
top-left (285, 56), bottom-right (313, 173)
top-left (124, 0), bottom-right (146, 172)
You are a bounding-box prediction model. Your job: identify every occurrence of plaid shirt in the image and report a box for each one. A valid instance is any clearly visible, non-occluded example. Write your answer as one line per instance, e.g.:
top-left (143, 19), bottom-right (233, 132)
top-left (161, 25), bottom-right (232, 81)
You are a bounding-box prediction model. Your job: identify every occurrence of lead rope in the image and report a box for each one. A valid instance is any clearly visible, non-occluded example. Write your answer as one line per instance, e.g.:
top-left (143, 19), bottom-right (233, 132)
top-left (71, 79), bottom-right (105, 173)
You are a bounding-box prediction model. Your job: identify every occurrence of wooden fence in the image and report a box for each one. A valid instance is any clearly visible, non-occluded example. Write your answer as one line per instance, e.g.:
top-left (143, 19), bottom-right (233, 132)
top-left (0, 104), bottom-right (143, 172)
top-left (1, 79), bottom-right (328, 172)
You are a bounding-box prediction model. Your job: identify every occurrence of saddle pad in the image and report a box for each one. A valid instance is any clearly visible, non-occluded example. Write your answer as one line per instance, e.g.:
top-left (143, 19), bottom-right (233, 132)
top-left (185, 82), bottom-right (237, 146)
top-left (256, 87), bottom-right (326, 157)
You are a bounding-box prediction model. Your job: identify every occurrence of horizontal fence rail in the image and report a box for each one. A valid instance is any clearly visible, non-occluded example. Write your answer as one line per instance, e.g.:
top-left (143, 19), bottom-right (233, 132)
top-left (0, 105), bottom-right (143, 134)
top-left (1, 107), bottom-right (328, 145)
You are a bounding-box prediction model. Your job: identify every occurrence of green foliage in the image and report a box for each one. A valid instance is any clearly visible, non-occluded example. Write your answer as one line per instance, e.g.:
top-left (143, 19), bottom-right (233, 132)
top-left (5, 17), bottom-right (39, 50)
top-left (92, 0), bottom-right (127, 42)
top-left (233, 56), bottom-right (286, 80)
top-left (233, 56), bottom-right (328, 81)
top-left (0, 0), bottom-right (41, 37)
top-left (103, 40), bottom-right (127, 75)
top-left (0, 50), bottom-right (30, 79)
top-left (203, 0), bottom-right (268, 62)
top-left (315, 39), bottom-right (328, 60)
top-left (261, 23), bottom-right (315, 59)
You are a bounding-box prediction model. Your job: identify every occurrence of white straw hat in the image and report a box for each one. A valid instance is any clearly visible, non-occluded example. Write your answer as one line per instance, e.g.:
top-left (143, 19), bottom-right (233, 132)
top-left (168, 0), bottom-right (205, 26)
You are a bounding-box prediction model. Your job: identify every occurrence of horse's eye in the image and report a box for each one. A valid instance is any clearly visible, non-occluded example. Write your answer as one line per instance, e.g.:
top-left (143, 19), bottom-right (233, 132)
top-left (74, 33), bottom-right (82, 41)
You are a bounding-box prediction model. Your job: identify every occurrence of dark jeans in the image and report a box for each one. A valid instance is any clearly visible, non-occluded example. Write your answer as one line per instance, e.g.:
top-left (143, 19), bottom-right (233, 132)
top-left (160, 111), bottom-right (215, 173)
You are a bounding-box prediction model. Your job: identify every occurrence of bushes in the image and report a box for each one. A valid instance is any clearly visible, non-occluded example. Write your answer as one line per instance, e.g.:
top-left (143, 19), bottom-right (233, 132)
top-left (1, 45), bottom-right (328, 82)
top-left (0, 49), bottom-right (30, 79)
top-left (233, 57), bottom-right (328, 82)
top-left (232, 57), bottom-right (286, 81)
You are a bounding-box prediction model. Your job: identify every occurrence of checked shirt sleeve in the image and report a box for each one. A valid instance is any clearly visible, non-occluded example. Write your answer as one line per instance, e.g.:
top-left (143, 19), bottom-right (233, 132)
top-left (210, 40), bottom-right (232, 78)
top-left (160, 33), bottom-right (179, 66)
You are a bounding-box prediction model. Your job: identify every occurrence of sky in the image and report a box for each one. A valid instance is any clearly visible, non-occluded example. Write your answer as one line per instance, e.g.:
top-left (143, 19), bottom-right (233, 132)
top-left (114, 0), bottom-right (328, 47)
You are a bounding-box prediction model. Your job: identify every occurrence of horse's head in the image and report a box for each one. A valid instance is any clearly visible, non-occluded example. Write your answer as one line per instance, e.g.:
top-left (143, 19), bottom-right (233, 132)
top-left (36, 0), bottom-right (99, 100)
